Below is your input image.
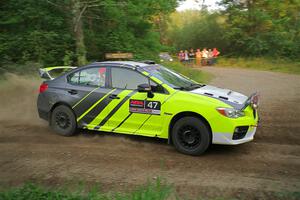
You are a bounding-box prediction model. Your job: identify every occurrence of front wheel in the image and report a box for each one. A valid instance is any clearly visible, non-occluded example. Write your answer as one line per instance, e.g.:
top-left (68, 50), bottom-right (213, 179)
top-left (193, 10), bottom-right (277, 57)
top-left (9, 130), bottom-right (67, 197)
top-left (172, 116), bottom-right (210, 155)
top-left (50, 105), bottom-right (77, 136)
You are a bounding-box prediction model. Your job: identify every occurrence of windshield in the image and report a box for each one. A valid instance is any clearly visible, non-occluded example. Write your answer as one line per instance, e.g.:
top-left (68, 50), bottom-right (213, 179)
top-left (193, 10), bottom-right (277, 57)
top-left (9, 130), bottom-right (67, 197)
top-left (142, 65), bottom-right (203, 90)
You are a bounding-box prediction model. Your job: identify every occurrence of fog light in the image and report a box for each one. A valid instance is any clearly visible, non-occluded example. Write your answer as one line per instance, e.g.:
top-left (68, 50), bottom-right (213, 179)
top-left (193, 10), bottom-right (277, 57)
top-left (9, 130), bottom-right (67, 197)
top-left (233, 126), bottom-right (249, 140)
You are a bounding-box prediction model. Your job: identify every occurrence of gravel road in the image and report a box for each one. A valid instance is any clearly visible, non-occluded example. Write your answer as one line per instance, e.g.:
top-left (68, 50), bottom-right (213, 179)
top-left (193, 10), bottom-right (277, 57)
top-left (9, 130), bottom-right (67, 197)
top-left (0, 68), bottom-right (299, 199)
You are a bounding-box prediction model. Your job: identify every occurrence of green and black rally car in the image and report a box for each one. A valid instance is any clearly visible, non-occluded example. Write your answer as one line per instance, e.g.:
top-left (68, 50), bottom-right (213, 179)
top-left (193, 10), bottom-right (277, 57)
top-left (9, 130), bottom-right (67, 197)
top-left (37, 61), bottom-right (259, 155)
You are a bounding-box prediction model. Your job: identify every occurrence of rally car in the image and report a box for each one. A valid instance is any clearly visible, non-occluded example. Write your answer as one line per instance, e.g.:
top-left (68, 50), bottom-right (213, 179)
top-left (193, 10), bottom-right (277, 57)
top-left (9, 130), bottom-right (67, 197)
top-left (37, 61), bottom-right (259, 155)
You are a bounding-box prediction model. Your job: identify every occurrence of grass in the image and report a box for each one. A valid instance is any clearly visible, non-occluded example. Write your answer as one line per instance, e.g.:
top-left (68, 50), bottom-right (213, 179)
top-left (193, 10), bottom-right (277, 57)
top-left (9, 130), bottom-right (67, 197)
top-left (162, 61), bottom-right (213, 83)
top-left (0, 179), bottom-right (173, 200)
top-left (217, 57), bottom-right (300, 74)
top-left (1, 181), bottom-right (299, 200)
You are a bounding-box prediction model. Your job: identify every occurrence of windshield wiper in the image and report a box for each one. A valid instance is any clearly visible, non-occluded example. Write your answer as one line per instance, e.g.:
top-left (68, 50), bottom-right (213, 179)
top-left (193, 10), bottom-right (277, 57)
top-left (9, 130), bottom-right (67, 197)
top-left (190, 83), bottom-right (204, 88)
top-left (173, 86), bottom-right (189, 91)
top-left (174, 84), bottom-right (204, 91)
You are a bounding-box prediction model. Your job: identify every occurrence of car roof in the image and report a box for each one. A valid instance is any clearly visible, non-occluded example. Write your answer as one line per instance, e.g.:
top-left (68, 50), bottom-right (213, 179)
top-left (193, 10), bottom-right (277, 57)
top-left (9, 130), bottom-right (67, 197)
top-left (88, 61), bottom-right (151, 69)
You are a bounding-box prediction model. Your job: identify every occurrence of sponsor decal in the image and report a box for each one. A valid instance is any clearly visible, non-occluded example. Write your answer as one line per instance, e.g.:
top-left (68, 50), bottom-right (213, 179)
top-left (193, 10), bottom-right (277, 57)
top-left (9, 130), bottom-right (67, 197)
top-left (129, 99), bottom-right (161, 115)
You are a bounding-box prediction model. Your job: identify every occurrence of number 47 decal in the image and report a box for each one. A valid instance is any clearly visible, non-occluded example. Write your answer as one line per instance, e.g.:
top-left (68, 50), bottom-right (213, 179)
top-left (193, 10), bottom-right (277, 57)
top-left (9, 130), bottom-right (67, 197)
top-left (145, 100), bottom-right (161, 110)
top-left (129, 99), bottom-right (161, 115)
top-left (146, 101), bottom-right (158, 109)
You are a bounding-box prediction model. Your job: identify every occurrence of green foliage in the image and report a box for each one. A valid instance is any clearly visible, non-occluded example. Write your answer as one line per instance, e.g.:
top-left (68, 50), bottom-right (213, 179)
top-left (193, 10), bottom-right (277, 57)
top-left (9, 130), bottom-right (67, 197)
top-left (0, 0), bottom-right (75, 66)
top-left (166, 1), bottom-right (300, 60)
top-left (0, 179), bottom-right (173, 200)
top-left (219, 0), bottom-right (300, 58)
top-left (0, 0), bottom-right (178, 67)
top-left (167, 11), bottom-right (227, 51)
top-left (83, 0), bottom-right (177, 62)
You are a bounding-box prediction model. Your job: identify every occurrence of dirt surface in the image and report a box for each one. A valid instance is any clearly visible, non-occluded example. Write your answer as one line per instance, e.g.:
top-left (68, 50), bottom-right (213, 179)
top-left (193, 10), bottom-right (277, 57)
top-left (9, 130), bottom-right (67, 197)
top-left (0, 69), bottom-right (300, 199)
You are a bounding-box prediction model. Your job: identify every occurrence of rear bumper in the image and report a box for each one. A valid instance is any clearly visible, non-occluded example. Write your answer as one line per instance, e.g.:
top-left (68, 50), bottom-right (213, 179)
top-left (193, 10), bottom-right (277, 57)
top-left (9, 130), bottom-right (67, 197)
top-left (38, 109), bottom-right (49, 121)
top-left (37, 93), bottom-right (51, 121)
top-left (212, 127), bottom-right (257, 145)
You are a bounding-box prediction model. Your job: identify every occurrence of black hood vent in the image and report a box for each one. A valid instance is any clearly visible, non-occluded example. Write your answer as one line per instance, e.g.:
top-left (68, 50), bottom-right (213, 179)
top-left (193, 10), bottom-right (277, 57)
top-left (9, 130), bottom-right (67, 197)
top-left (204, 92), bottom-right (213, 96)
top-left (219, 96), bottom-right (229, 100)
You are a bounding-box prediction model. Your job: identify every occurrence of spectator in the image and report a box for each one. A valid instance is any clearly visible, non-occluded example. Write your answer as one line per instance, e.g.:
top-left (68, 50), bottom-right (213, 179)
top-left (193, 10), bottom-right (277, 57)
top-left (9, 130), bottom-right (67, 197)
top-left (212, 48), bottom-right (220, 64)
top-left (178, 50), bottom-right (185, 62)
top-left (202, 48), bottom-right (208, 58)
top-left (189, 48), bottom-right (195, 65)
top-left (201, 48), bottom-right (208, 65)
top-left (207, 49), bottom-right (213, 65)
top-left (184, 50), bottom-right (189, 64)
top-left (208, 49), bottom-right (213, 58)
top-left (195, 48), bottom-right (202, 66)
top-left (212, 48), bottom-right (220, 57)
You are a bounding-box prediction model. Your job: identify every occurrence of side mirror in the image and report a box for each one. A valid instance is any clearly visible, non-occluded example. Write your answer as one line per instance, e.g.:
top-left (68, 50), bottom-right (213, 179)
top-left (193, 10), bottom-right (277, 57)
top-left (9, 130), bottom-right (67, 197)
top-left (137, 83), bottom-right (154, 98)
top-left (137, 83), bottom-right (151, 92)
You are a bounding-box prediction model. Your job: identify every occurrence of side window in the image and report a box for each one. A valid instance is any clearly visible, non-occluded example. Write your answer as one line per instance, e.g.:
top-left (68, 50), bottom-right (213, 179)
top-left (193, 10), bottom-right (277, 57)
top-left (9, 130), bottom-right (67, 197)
top-left (68, 67), bottom-right (106, 87)
top-left (111, 68), bottom-right (148, 90)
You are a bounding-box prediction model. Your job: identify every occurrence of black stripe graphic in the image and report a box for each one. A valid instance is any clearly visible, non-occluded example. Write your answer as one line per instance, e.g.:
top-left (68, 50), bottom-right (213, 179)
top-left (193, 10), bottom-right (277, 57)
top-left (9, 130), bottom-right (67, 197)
top-left (95, 91), bottom-right (137, 130)
top-left (79, 90), bottom-right (121, 125)
top-left (134, 115), bottom-right (152, 133)
top-left (73, 91), bottom-right (105, 118)
top-left (111, 113), bottom-right (132, 132)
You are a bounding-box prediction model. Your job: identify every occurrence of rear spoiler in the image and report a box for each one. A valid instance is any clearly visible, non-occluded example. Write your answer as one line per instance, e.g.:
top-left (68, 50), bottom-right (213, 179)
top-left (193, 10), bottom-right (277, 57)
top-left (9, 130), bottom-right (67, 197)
top-left (241, 92), bottom-right (259, 110)
top-left (39, 66), bottom-right (77, 80)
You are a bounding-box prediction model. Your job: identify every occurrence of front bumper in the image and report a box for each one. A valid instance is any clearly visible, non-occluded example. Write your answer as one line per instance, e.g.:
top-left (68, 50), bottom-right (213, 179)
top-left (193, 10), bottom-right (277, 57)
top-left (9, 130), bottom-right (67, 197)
top-left (212, 126), bottom-right (257, 145)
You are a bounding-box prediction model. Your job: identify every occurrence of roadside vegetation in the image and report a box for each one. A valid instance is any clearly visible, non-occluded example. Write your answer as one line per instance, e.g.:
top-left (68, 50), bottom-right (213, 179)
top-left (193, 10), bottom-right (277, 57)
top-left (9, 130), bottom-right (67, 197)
top-left (0, 180), bottom-right (172, 200)
top-left (216, 57), bottom-right (300, 74)
top-left (1, 181), bottom-right (299, 200)
top-left (1, 1), bottom-right (299, 71)
top-left (167, 2), bottom-right (300, 61)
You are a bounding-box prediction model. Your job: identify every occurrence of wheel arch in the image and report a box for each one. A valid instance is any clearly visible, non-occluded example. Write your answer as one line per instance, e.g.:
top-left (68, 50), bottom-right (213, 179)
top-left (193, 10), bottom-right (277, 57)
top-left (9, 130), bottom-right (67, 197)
top-left (49, 102), bottom-right (76, 125)
top-left (168, 111), bottom-right (212, 144)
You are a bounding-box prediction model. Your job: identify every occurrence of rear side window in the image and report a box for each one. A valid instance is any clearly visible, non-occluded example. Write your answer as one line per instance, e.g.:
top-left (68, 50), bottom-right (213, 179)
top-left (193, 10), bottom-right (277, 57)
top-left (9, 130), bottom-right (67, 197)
top-left (68, 67), bottom-right (106, 87)
top-left (111, 68), bottom-right (148, 90)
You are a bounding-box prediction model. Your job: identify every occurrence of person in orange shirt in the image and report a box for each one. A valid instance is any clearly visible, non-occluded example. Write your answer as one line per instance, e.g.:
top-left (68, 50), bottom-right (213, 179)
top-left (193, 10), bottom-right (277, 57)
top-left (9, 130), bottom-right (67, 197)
top-left (195, 49), bottom-right (202, 66)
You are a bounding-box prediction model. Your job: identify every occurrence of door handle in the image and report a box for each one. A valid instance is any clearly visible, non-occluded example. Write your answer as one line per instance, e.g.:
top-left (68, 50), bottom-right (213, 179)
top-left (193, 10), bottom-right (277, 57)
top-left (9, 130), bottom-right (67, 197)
top-left (68, 90), bottom-right (78, 95)
top-left (109, 94), bottom-right (120, 99)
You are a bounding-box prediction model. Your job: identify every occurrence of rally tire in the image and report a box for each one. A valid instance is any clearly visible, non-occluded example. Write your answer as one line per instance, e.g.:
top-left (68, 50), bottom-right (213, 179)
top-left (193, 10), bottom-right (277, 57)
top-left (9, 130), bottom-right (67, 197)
top-left (172, 116), bottom-right (210, 156)
top-left (50, 105), bottom-right (77, 136)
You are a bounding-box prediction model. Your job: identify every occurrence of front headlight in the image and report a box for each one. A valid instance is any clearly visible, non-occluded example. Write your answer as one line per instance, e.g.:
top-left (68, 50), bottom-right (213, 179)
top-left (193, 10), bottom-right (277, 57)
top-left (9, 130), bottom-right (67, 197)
top-left (250, 94), bottom-right (259, 109)
top-left (216, 107), bottom-right (245, 118)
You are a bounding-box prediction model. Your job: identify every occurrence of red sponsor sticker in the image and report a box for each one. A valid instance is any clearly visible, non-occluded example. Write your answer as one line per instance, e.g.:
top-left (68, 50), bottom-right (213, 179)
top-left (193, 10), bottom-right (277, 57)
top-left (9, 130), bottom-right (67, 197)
top-left (130, 100), bottom-right (144, 106)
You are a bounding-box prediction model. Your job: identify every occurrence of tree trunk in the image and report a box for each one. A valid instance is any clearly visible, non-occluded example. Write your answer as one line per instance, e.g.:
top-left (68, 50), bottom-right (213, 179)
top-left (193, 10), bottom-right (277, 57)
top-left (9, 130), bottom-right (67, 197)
top-left (71, 0), bottom-right (87, 66)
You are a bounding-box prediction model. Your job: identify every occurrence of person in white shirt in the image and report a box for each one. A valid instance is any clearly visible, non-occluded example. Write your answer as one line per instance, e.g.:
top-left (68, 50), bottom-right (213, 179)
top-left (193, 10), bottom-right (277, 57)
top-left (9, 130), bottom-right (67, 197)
top-left (184, 50), bottom-right (189, 64)
top-left (201, 48), bottom-right (208, 66)
top-left (202, 48), bottom-right (208, 58)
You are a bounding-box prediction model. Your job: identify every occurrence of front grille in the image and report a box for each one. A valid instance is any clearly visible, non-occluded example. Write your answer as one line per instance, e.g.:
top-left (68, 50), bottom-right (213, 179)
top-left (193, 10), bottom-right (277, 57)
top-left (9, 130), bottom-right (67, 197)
top-left (232, 126), bottom-right (249, 140)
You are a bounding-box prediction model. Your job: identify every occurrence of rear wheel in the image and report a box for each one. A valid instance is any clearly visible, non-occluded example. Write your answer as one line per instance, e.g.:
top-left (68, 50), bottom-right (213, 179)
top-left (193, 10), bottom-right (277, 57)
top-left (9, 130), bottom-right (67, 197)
top-left (50, 105), bottom-right (77, 136)
top-left (172, 116), bottom-right (210, 155)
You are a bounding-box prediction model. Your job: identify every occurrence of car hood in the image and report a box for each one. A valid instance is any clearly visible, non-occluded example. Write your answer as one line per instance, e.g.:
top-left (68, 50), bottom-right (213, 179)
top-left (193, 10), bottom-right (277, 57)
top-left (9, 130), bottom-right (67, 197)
top-left (190, 85), bottom-right (248, 109)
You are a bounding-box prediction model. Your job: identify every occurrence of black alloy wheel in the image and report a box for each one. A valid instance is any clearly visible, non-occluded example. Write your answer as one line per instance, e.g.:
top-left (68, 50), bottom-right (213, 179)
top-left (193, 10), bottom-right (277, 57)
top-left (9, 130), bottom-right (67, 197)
top-left (51, 105), bottom-right (77, 136)
top-left (172, 116), bottom-right (210, 155)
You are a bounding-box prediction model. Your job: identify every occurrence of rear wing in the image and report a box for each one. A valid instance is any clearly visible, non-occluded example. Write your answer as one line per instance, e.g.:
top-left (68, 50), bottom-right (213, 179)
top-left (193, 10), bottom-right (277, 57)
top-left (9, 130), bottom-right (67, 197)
top-left (39, 66), bottom-right (77, 80)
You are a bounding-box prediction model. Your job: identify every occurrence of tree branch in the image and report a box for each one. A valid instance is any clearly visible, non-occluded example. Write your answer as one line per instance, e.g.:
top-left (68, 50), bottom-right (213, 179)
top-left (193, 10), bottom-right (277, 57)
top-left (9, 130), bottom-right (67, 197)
top-left (74, 4), bottom-right (88, 32)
